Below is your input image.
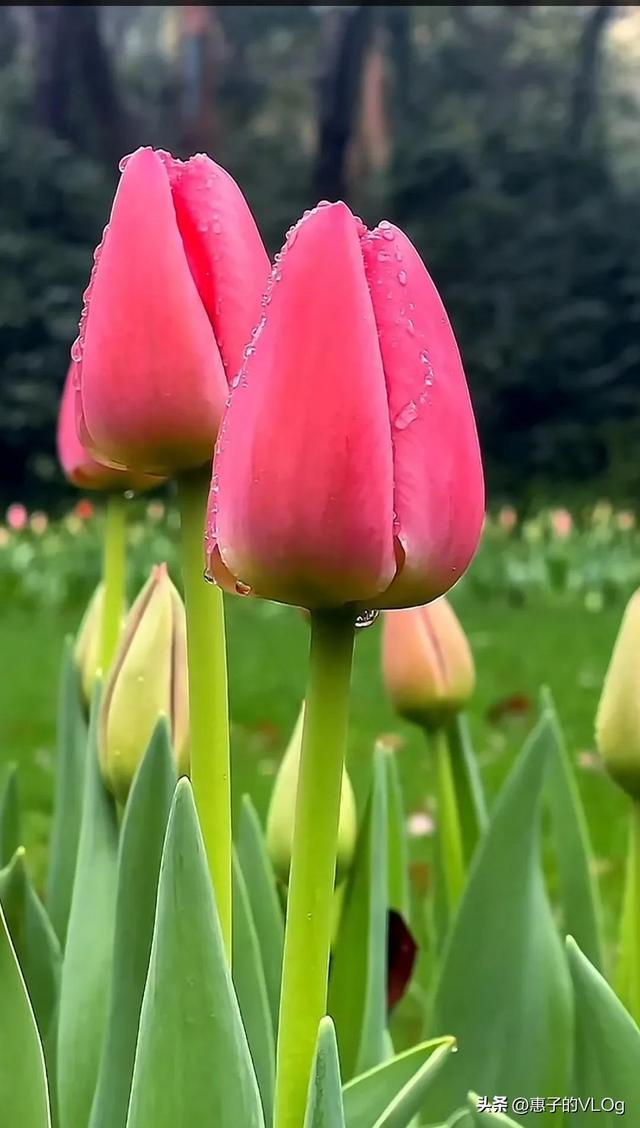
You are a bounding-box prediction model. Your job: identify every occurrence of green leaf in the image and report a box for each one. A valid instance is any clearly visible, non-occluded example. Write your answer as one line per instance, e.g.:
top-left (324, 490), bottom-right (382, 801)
top-left (541, 687), bottom-right (604, 971)
top-left (343, 1038), bottom-right (454, 1128)
top-left (0, 901), bottom-right (51, 1127)
top-left (426, 715), bottom-right (573, 1122)
top-left (568, 936), bottom-right (640, 1123)
top-left (233, 851), bottom-right (275, 1126)
top-left (0, 764), bottom-right (21, 867)
top-left (46, 639), bottom-right (88, 947)
top-left (89, 722), bottom-right (177, 1128)
top-left (329, 748), bottom-right (389, 1081)
top-left (0, 849), bottom-right (61, 1074)
top-left (57, 692), bottom-right (119, 1128)
top-left (445, 713), bottom-right (488, 864)
top-left (304, 1017), bottom-right (346, 1128)
top-left (126, 779), bottom-right (264, 1128)
top-left (382, 746), bottom-right (409, 917)
top-left (236, 796), bottom-right (284, 1032)
top-left (466, 1093), bottom-right (519, 1125)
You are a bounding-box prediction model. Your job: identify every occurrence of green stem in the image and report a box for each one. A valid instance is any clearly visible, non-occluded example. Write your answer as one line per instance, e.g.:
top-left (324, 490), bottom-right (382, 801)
top-left (178, 468), bottom-right (232, 960)
top-left (100, 493), bottom-right (127, 674)
top-left (617, 801), bottom-right (640, 1021)
top-left (275, 610), bottom-right (356, 1128)
top-left (433, 725), bottom-right (466, 912)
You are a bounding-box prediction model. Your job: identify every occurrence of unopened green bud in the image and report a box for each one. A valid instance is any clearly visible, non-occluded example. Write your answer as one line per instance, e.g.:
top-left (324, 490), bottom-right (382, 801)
top-left (100, 564), bottom-right (189, 801)
top-left (267, 706), bottom-right (357, 884)
top-left (74, 583), bottom-right (106, 704)
top-left (596, 589), bottom-right (640, 800)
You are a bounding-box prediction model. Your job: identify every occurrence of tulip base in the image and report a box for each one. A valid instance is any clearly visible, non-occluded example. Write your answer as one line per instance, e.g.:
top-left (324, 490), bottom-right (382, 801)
top-left (618, 800), bottom-right (640, 1021)
top-left (100, 493), bottom-right (127, 674)
top-left (431, 725), bottom-right (466, 913)
top-left (178, 468), bottom-right (232, 960)
top-left (275, 609), bottom-right (356, 1128)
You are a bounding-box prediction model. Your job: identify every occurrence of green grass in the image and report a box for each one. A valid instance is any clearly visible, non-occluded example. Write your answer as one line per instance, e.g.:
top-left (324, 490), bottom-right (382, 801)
top-left (0, 579), bottom-right (629, 944)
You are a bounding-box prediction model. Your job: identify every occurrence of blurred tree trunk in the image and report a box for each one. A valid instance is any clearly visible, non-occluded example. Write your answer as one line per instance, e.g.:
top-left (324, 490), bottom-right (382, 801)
top-left (31, 4), bottom-right (128, 172)
top-left (179, 6), bottom-right (226, 155)
top-left (313, 5), bottom-right (376, 202)
top-left (567, 4), bottom-right (616, 150)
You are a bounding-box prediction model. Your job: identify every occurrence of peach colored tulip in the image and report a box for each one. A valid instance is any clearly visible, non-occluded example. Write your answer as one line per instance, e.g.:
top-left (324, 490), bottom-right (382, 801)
top-left (76, 147), bottom-right (269, 475)
top-left (57, 363), bottom-right (158, 492)
top-left (382, 597), bottom-right (475, 727)
top-left (207, 201), bottom-right (484, 610)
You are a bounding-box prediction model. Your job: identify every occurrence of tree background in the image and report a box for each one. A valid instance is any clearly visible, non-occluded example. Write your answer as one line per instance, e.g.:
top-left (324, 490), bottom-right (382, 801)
top-left (2, 4), bottom-right (640, 507)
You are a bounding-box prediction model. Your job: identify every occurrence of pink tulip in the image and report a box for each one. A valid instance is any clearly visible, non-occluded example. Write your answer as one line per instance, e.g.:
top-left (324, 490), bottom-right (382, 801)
top-left (57, 363), bottom-right (159, 492)
top-left (76, 147), bottom-right (269, 475)
top-left (207, 202), bottom-right (484, 610)
top-left (6, 503), bottom-right (28, 532)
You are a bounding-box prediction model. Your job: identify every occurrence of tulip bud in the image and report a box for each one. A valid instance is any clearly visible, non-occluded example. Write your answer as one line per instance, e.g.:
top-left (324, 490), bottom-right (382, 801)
top-left (77, 147), bottom-right (269, 476)
top-left (100, 564), bottom-right (189, 801)
top-left (74, 583), bottom-right (107, 704)
top-left (267, 706), bottom-right (357, 884)
top-left (207, 201), bottom-right (483, 611)
top-left (382, 597), bottom-right (475, 728)
top-left (596, 589), bottom-right (640, 800)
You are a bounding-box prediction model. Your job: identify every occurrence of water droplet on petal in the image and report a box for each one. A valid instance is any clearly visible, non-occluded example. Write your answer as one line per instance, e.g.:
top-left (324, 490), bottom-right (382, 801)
top-left (406, 319), bottom-right (415, 336)
top-left (355, 609), bottom-right (379, 630)
top-left (377, 250), bottom-right (391, 263)
top-left (394, 401), bottom-right (418, 430)
top-left (203, 568), bottom-right (215, 585)
top-left (398, 270), bottom-right (407, 286)
top-left (235, 580), bottom-right (252, 596)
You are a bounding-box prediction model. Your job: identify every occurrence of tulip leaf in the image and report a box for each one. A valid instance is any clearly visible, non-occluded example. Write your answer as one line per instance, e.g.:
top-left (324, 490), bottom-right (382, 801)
top-left (89, 721), bottom-right (177, 1128)
top-left (567, 936), bottom-right (640, 1122)
top-left (445, 713), bottom-right (488, 863)
top-left (0, 900), bottom-right (51, 1127)
top-left (426, 715), bottom-right (573, 1122)
top-left (0, 763), bottom-right (21, 867)
top-left (466, 1093), bottom-right (519, 1125)
top-left (232, 851), bottom-right (275, 1126)
top-left (329, 747), bottom-right (389, 1081)
top-left (541, 687), bottom-right (604, 971)
top-left (343, 1038), bottom-right (454, 1128)
top-left (304, 1017), bottom-right (346, 1128)
top-left (236, 795), bottom-right (284, 1031)
top-left (383, 747), bottom-right (409, 918)
top-left (46, 639), bottom-right (88, 947)
top-left (126, 779), bottom-right (264, 1128)
top-left (0, 848), bottom-right (61, 1077)
top-left (57, 692), bottom-right (119, 1128)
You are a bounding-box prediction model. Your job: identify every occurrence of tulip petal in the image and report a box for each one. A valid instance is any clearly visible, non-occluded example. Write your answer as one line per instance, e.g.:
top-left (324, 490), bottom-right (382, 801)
top-left (57, 364), bottom-right (157, 492)
top-left (361, 224), bottom-right (484, 607)
top-left (164, 153), bottom-right (270, 384)
top-left (210, 202), bottom-right (396, 608)
top-left (79, 148), bottom-right (227, 475)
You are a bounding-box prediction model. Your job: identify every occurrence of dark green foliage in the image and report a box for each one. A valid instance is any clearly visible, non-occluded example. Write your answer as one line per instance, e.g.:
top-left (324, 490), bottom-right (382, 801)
top-left (2, 6), bottom-right (640, 503)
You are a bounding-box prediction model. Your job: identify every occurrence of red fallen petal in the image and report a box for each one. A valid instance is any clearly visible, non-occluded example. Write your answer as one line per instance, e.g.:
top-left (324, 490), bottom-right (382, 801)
top-left (361, 223), bottom-right (484, 608)
top-left (209, 202), bottom-right (396, 608)
top-left (79, 148), bottom-right (228, 475)
top-left (164, 152), bottom-right (270, 383)
top-left (57, 363), bottom-right (159, 493)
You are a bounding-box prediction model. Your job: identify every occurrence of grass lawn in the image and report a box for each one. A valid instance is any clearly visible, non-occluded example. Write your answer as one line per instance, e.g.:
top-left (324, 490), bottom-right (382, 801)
top-left (0, 579), bottom-right (629, 953)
